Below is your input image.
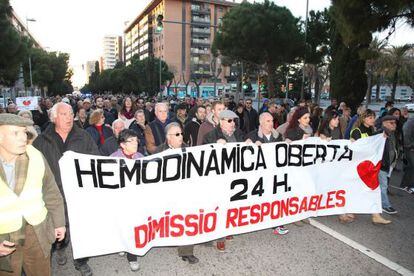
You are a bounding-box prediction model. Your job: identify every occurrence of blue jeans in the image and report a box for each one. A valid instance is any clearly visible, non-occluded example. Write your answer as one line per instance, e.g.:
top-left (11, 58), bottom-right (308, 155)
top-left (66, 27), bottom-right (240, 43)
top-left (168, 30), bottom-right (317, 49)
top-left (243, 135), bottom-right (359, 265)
top-left (379, 170), bottom-right (391, 209)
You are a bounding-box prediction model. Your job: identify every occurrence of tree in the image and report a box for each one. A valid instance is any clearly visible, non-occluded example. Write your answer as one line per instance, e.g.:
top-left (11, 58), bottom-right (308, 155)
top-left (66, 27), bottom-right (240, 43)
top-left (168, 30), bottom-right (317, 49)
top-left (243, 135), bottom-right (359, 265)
top-left (213, 0), bottom-right (303, 97)
top-left (330, 0), bottom-right (414, 109)
top-left (0, 0), bottom-right (31, 85)
top-left (305, 9), bottom-right (330, 103)
top-left (382, 44), bottom-right (413, 100)
top-left (360, 38), bottom-right (387, 104)
top-left (85, 56), bottom-right (173, 95)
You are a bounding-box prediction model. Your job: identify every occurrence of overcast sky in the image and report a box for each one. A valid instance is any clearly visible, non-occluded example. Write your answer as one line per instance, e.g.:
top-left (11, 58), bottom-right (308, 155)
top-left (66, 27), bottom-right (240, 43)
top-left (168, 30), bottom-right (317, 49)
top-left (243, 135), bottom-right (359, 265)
top-left (10, 0), bottom-right (413, 88)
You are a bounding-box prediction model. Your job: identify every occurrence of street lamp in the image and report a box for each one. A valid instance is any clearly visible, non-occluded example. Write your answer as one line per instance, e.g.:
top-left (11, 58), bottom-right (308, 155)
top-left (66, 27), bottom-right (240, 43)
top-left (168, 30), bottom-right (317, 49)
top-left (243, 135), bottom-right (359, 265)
top-left (155, 15), bottom-right (164, 95)
top-left (300, 0), bottom-right (309, 100)
top-left (26, 17), bottom-right (36, 96)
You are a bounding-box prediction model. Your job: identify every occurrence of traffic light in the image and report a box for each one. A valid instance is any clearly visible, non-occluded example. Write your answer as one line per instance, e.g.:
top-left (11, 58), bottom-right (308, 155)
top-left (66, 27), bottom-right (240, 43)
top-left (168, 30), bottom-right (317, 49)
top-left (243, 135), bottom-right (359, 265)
top-left (288, 83), bottom-right (293, 90)
top-left (259, 75), bottom-right (267, 93)
top-left (281, 85), bottom-right (285, 92)
top-left (156, 14), bottom-right (164, 33)
top-left (242, 75), bottom-right (248, 91)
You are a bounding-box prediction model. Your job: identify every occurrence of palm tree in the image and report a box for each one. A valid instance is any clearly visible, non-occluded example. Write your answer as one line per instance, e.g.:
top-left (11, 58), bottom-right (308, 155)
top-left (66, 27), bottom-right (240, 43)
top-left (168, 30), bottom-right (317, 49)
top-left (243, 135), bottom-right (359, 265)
top-left (363, 38), bottom-right (387, 104)
top-left (382, 44), bottom-right (413, 101)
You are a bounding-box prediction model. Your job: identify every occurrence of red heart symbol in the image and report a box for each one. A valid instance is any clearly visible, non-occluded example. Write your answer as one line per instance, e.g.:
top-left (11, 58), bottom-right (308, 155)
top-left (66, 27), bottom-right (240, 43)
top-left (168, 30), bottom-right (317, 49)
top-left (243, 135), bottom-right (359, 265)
top-left (23, 100), bottom-right (31, 106)
top-left (357, 160), bottom-right (382, 190)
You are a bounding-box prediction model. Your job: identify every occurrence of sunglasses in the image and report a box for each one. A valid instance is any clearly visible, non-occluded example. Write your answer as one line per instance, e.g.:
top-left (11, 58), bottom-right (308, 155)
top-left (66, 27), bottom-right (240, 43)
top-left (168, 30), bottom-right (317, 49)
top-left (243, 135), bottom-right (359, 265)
top-left (222, 118), bottom-right (235, 123)
top-left (169, 132), bottom-right (183, 137)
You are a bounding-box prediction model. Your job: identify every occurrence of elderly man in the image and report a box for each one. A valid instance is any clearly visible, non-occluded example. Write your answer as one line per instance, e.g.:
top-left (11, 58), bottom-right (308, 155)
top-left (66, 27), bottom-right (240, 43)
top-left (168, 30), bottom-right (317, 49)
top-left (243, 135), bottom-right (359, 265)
top-left (100, 119), bottom-right (126, 156)
top-left (246, 112), bottom-right (288, 235)
top-left (144, 102), bottom-right (171, 154)
top-left (196, 101), bottom-right (225, 146)
top-left (377, 115), bottom-right (399, 217)
top-left (203, 110), bottom-right (246, 252)
top-left (33, 103), bottom-right (99, 276)
top-left (155, 122), bottom-right (199, 264)
top-left (129, 110), bottom-right (147, 155)
top-left (0, 114), bottom-right (65, 276)
top-left (184, 105), bottom-right (206, 147)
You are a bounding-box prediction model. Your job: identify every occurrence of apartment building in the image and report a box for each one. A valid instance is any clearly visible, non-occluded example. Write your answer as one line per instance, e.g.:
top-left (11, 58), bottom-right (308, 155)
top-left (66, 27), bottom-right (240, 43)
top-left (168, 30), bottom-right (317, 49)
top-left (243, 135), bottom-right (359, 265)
top-left (124, 0), bottom-right (237, 92)
top-left (103, 35), bottom-right (123, 70)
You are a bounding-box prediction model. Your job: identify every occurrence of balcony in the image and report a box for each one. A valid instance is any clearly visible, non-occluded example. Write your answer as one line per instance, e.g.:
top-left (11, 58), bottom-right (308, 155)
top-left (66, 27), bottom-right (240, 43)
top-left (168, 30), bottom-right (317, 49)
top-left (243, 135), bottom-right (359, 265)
top-left (191, 4), bottom-right (210, 15)
top-left (192, 27), bottom-right (210, 35)
top-left (190, 48), bottom-right (210, 55)
top-left (191, 59), bottom-right (210, 66)
top-left (191, 38), bottom-right (210, 45)
top-left (192, 16), bottom-right (210, 25)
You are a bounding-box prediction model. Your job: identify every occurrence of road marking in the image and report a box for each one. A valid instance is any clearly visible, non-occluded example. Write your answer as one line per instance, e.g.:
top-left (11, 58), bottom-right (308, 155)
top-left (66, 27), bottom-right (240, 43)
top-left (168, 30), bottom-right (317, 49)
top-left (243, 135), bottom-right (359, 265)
top-left (309, 219), bottom-right (414, 276)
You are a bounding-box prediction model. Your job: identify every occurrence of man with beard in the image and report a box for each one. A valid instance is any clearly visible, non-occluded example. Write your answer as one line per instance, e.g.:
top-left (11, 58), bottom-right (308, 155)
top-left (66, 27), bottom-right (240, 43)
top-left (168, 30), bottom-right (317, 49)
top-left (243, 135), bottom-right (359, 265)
top-left (184, 105), bottom-right (206, 146)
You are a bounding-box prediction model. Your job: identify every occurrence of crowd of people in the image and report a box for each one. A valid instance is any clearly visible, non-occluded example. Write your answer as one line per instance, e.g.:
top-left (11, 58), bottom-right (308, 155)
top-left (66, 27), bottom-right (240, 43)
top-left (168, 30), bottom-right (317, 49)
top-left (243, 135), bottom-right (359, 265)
top-left (0, 93), bottom-right (413, 276)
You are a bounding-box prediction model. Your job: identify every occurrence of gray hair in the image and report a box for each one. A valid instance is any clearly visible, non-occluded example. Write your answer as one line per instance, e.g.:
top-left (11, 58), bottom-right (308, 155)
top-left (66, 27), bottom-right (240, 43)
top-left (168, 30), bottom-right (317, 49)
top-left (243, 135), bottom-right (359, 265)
top-left (112, 118), bottom-right (125, 129)
top-left (17, 110), bottom-right (33, 119)
top-left (134, 109), bottom-right (145, 116)
top-left (164, 122), bottom-right (182, 138)
top-left (50, 102), bottom-right (72, 123)
top-left (155, 102), bottom-right (168, 112)
top-left (259, 112), bottom-right (273, 122)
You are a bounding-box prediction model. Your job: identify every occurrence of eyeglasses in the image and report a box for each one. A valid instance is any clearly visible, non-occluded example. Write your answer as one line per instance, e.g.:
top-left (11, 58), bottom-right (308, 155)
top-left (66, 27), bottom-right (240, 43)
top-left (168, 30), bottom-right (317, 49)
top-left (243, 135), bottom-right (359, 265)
top-left (168, 132), bottom-right (183, 137)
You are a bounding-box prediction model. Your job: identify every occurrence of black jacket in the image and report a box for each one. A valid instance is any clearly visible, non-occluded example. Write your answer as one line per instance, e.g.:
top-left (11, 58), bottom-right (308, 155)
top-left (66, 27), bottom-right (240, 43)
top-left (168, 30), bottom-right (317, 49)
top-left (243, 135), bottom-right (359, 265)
top-left (246, 128), bottom-right (282, 143)
top-left (285, 126), bottom-right (306, 141)
top-left (244, 108), bottom-right (259, 133)
top-left (203, 127), bottom-right (245, 145)
top-left (184, 118), bottom-right (202, 147)
top-left (129, 121), bottom-right (147, 154)
top-left (381, 134), bottom-right (397, 173)
top-left (33, 124), bottom-right (100, 195)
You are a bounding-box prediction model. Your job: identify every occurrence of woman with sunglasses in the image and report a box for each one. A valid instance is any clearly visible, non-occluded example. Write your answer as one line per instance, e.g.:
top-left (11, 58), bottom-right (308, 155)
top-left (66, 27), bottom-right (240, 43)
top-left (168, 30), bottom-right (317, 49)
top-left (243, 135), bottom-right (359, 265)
top-left (110, 130), bottom-right (143, 271)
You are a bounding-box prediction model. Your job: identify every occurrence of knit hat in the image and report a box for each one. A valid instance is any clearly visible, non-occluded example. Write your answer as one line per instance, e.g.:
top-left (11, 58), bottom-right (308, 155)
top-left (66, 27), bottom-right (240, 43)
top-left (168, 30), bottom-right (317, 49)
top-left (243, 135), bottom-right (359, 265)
top-left (0, 113), bottom-right (33, 127)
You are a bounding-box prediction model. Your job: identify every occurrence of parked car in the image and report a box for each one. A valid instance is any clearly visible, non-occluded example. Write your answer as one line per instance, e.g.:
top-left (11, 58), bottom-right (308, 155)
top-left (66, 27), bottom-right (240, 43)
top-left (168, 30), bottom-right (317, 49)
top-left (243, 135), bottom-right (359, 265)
top-left (404, 103), bottom-right (414, 112)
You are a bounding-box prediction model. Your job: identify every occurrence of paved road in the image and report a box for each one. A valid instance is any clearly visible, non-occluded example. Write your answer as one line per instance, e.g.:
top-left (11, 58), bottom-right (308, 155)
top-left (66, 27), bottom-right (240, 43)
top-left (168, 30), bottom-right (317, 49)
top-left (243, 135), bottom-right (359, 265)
top-left (53, 168), bottom-right (414, 276)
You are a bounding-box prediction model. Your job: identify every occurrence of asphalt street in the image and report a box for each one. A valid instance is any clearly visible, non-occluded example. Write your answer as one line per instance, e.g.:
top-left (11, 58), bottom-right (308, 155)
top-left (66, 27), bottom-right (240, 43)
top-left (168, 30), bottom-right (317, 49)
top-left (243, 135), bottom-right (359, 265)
top-left (52, 167), bottom-right (414, 276)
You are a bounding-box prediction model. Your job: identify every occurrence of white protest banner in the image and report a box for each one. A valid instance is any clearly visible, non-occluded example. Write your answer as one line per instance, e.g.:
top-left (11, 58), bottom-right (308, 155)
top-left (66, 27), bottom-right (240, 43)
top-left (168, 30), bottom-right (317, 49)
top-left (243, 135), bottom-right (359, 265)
top-left (16, 96), bottom-right (38, 111)
top-left (60, 134), bottom-right (385, 259)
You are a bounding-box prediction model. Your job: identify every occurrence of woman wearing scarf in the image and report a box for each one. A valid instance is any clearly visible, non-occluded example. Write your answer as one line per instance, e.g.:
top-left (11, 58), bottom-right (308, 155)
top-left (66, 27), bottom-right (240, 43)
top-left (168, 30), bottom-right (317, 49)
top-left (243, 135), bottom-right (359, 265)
top-left (86, 109), bottom-right (113, 148)
top-left (118, 97), bottom-right (136, 128)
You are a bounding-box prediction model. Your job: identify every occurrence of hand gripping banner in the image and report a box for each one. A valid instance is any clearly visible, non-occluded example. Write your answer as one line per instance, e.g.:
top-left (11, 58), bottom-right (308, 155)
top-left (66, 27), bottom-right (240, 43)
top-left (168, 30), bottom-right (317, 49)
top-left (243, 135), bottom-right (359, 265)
top-left (59, 134), bottom-right (385, 259)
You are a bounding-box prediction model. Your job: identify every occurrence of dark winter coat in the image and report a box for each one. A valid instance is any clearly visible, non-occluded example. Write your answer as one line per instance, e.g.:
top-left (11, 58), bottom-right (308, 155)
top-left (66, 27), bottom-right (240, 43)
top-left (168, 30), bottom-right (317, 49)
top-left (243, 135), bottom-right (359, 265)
top-left (184, 118), bottom-right (203, 146)
top-left (85, 125), bottom-right (114, 147)
top-left (247, 128), bottom-right (282, 143)
top-left (33, 124), bottom-right (100, 196)
top-left (285, 126), bottom-right (306, 141)
top-left (203, 127), bottom-right (245, 145)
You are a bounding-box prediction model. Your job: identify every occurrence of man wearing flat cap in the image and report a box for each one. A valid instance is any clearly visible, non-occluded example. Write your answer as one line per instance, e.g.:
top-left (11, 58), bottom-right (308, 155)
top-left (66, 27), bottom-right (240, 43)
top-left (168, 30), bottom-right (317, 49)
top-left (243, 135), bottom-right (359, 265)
top-left (377, 115), bottom-right (399, 217)
top-left (202, 110), bottom-right (247, 252)
top-left (0, 114), bottom-right (65, 276)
